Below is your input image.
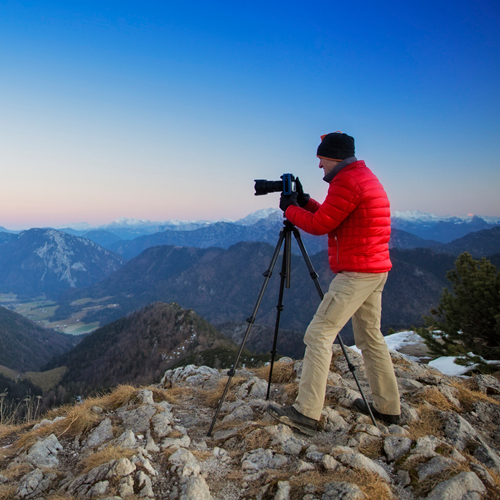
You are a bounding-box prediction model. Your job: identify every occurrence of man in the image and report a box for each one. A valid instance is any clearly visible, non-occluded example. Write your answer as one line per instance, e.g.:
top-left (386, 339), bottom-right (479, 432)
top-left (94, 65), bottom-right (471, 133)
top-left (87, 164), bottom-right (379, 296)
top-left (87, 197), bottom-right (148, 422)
top-left (267, 131), bottom-right (400, 436)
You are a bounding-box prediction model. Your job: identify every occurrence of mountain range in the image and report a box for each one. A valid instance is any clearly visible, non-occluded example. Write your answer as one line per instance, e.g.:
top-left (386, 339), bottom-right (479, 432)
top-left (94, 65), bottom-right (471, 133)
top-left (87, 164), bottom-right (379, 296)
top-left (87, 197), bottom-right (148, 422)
top-left (0, 228), bottom-right (124, 297)
top-left (0, 306), bottom-right (80, 372)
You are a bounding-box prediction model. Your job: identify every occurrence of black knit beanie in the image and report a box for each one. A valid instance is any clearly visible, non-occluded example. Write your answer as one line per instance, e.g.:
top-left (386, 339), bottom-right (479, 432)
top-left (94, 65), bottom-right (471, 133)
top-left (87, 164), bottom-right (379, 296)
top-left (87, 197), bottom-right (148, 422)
top-left (317, 132), bottom-right (355, 160)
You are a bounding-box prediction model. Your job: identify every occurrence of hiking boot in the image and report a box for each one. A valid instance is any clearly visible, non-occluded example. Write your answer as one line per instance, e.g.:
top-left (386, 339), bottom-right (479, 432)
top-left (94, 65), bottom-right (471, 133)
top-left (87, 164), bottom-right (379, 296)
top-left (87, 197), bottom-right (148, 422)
top-left (352, 398), bottom-right (401, 425)
top-left (266, 405), bottom-right (318, 436)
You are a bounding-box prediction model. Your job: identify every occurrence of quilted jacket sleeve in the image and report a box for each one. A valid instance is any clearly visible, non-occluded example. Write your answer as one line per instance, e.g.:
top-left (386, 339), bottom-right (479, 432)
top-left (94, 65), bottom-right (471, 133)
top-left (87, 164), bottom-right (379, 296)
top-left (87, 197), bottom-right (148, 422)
top-left (285, 173), bottom-right (360, 235)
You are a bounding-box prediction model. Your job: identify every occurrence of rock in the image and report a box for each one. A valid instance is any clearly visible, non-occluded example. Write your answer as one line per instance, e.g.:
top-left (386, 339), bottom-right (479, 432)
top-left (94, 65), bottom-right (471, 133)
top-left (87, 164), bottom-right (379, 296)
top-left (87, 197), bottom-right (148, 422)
top-left (337, 452), bottom-right (390, 483)
top-left (410, 435), bottom-right (444, 458)
top-left (180, 475), bottom-right (213, 500)
top-left (32, 416), bottom-right (65, 430)
top-left (86, 417), bottom-right (114, 448)
top-left (398, 378), bottom-right (424, 394)
top-left (115, 429), bottom-right (137, 448)
top-left (26, 433), bottom-right (63, 468)
top-left (241, 448), bottom-right (288, 472)
top-left (162, 434), bottom-right (191, 450)
top-left (266, 424), bottom-right (305, 455)
top-left (400, 402), bottom-right (420, 425)
top-left (322, 481), bottom-right (367, 499)
top-left (426, 471), bottom-right (486, 500)
top-left (396, 469), bottom-right (411, 487)
top-left (119, 405), bottom-right (157, 434)
top-left (89, 480), bottom-right (109, 497)
top-left (417, 456), bottom-right (456, 481)
top-left (222, 403), bottom-right (254, 423)
top-left (107, 457), bottom-right (136, 477)
top-left (437, 385), bottom-right (462, 409)
top-left (473, 374), bottom-right (500, 395)
top-left (237, 376), bottom-right (268, 400)
top-left (275, 480), bottom-right (291, 500)
top-left (16, 468), bottom-right (57, 499)
top-left (384, 435), bottom-right (412, 462)
top-left (136, 470), bottom-right (154, 497)
top-left (151, 411), bottom-right (173, 438)
top-left (326, 386), bottom-right (361, 408)
top-left (442, 412), bottom-right (479, 451)
top-left (322, 407), bottom-right (351, 434)
top-left (169, 448), bottom-right (201, 477)
top-left (296, 459), bottom-right (316, 473)
top-left (137, 389), bottom-right (155, 405)
top-left (322, 454), bottom-right (340, 470)
top-left (473, 442), bottom-right (500, 474)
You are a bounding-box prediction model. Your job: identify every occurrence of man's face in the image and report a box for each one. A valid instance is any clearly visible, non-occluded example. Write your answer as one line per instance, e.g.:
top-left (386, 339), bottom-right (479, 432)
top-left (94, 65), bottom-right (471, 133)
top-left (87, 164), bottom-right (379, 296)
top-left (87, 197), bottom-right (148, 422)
top-left (318, 157), bottom-right (339, 176)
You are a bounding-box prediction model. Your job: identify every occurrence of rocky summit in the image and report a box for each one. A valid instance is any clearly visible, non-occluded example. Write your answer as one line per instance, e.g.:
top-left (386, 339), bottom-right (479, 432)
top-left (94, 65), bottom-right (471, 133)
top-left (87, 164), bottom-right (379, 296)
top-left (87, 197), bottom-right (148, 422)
top-left (1, 347), bottom-right (500, 499)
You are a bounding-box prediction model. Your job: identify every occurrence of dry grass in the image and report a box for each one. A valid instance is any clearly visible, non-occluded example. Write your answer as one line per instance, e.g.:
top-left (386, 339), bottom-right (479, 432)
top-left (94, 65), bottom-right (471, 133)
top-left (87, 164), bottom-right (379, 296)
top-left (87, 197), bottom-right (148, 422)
top-left (0, 484), bottom-right (17, 499)
top-left (407, 405), bottom-right (445, 440)
top-left (287, 469), bottom-right (392, 500)
top-left (46, 495), bottom-right (79, 500)
top-left (416, 387), bottom-right (460, 412)
top-left (0, 462), bottom-right (32, 481)
top-left (358, 439), bottom-right (384, 459)
top-left (191, 449), bottom-right (212, 461)
top-left (15, 385), bottom-right (140, 451)
top-left (451, 379), bottom-right (500, 412)
top-left (146, 386), bottom-right (184, 404)
top-left (0, 422), bottom-right (30, 441)
top-left (411, 462), bottom-right (471, 497)
top-left (252, 363), bottom-right (296, 384)
top-left (198, 376), bottom-right (246, 408)
top-left (80, 445), bottom-right (136, 473)
top-left (282, 383), bottom-right (299, 405)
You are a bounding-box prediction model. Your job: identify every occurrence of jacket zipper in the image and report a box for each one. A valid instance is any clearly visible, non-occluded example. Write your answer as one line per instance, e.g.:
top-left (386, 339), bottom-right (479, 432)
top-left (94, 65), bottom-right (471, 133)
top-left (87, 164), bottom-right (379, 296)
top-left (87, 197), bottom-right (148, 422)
top-left (334, 234), bottom-right (339, 263)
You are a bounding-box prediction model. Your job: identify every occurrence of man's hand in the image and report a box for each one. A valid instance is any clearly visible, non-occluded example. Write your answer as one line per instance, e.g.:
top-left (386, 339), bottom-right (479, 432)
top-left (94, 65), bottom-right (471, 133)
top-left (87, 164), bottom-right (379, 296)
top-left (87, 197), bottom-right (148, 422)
top-left (280, 192), bottom-right (299, 212)
top-left (295, 177), bottom-right (310, 207)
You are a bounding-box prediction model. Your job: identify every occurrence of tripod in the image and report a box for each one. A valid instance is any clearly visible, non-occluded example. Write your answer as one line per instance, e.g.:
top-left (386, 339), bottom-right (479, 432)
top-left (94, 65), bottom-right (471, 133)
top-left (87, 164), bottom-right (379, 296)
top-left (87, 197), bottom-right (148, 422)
top-left (207, 218), bottom-right (377, 436)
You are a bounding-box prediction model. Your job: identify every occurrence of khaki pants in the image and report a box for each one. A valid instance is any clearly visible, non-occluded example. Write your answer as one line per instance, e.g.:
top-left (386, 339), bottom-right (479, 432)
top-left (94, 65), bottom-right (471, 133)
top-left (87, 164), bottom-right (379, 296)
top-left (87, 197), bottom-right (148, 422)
top-left (293, 272), bottom-right (400, 421)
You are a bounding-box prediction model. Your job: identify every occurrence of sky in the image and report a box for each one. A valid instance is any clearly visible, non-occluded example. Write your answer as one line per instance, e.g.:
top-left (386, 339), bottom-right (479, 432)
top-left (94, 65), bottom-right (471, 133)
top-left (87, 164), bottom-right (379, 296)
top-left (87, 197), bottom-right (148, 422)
top-left (1, 0), bottom-right (499, 230)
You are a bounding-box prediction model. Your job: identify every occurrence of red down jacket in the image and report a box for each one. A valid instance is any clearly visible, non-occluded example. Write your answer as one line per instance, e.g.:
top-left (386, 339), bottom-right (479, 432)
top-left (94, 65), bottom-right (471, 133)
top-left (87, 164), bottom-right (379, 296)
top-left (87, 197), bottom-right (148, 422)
top-left (285, 160), bottom-right (392, 274)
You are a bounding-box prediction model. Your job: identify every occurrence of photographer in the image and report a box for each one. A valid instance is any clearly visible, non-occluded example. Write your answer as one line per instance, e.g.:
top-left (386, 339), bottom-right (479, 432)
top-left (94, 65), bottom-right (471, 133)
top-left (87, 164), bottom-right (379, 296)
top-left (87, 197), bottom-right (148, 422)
top-left (267, 132), bottom-right (400, 435)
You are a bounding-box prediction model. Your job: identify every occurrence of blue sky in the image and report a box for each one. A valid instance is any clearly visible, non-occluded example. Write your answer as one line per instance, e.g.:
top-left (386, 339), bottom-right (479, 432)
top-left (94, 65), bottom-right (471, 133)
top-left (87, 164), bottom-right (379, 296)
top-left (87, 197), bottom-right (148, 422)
top-left (1, 1), bottom-right (499, 229)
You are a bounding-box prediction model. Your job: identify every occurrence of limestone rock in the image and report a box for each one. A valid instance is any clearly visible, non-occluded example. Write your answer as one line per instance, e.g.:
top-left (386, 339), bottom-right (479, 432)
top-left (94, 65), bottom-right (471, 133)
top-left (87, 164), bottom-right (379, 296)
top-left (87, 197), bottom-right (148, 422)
top-left (384, 435), bottom-right (412, 462)
top-left (26, 433), bottom-right (63, 468)
top-left (322, 481), bottom-right (367, 499)
top-left (426, 471), bottom-right (486, 500)
top-left (336, 451), bottom-right (390, 483)
top-left (86, 417), bottom-right (114, 448)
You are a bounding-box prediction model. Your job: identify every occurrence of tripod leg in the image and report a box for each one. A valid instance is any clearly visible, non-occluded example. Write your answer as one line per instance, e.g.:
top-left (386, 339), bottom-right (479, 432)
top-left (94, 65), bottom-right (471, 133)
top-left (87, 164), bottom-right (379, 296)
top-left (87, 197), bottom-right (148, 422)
top-left (291, 225), bottom-right (379, 428)
top-left (266, 228), bottom-right (292, 399)
top-left (207, 227), bottom-right (286, 437)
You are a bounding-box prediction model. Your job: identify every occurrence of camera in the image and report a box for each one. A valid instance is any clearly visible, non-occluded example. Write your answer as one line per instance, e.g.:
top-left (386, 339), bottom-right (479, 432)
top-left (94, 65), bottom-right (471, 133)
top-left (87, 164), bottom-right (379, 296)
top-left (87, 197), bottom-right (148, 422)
top-left (254, 173), bottom-right (296, 196)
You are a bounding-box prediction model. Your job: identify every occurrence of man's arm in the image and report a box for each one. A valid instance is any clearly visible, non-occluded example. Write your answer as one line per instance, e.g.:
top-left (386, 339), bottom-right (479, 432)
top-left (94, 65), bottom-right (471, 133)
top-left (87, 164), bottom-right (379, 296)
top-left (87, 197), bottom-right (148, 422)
top-left (285, 175), bottom-right (360, 235)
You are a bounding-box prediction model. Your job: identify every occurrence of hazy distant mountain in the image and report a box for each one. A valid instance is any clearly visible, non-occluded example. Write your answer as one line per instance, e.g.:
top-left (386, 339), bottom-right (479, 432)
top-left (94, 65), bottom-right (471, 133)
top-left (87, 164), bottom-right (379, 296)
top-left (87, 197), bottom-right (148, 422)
top-left (80, 230), bottom-right (123, 248)
top-left (389, 228), bottom-right (439, 249)
top-left (45, 302), bottom-right (243, 395)
top-left (106, 216), bottom-right (329, 260)
top-left (436, 226), bottom-right (500, 257)
top-left (0, 229), bottom-right (125, 298)
top-left (0, 306), bottom-right (80, 372)
top-left (391, 211), bottom-right (500, 243)
top-left (0, 232), bottom-right (17, 245)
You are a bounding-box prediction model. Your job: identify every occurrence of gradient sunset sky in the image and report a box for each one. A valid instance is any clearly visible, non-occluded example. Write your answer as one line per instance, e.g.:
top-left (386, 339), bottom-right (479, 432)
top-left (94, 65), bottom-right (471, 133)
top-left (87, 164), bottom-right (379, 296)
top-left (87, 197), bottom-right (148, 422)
top-left (1, 1), bottom-right (499, 230)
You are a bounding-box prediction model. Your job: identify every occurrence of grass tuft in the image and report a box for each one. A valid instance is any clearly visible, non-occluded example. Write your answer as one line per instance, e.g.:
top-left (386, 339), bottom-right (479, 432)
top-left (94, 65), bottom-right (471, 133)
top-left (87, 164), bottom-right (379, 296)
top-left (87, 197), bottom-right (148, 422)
top-left (451, 379), bottom-right (500, 412)
top-left (252, 363), bottom-right (296, 384)
top-left (80, 445), bottom-right (135, 473)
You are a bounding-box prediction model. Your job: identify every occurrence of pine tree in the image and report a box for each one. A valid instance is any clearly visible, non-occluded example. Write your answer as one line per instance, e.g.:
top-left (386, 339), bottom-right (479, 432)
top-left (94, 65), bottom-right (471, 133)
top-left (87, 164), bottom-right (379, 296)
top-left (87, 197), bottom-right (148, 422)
top-left (417, 252), bottom-right (500, 370)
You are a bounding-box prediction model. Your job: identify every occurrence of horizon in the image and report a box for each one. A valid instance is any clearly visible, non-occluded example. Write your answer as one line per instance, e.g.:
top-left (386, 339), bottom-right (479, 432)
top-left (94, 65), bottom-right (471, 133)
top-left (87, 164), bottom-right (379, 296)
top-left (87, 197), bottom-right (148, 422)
top-left (2, 207), bottom-right (500, 232)
top-left (1, 1), bottom-right (499, 229)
